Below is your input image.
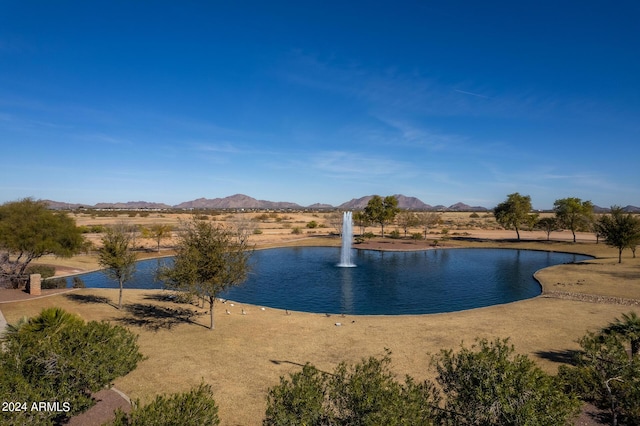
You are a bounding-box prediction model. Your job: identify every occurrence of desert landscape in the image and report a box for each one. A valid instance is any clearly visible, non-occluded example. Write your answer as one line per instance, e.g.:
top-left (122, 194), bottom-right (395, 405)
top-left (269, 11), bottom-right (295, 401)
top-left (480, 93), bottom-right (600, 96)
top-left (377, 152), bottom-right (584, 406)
top-left (1, 210), bottom-right (638, 425)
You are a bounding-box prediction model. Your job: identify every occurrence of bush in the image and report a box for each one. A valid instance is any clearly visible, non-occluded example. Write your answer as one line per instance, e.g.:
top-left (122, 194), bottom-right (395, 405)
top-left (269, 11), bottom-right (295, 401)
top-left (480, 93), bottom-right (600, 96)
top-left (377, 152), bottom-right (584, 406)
top-left (291, 227), bottom-right (302, 235)
top-left (253, 228), bottom-right (263, 234)
top-left (389, 229), bottom-right (401, 239)
top-left (306, 221), bottom-right (318, 229)
top-left (469, 212), bottom-right (480, 218)
top-left (433, 338), bottom-right (580, 425)
top-left (24, 264), bottom-right (56, 279)
top-left (41, 277), bottom-right (67, 289)
top-left (265, 354), bottom-right (440, 425)
top-left (72, 276), bottom-right (86, 288)
top-left (109, 382), bottom-right (220, 426)
top-left (265, 340), bottom-right (580, 426)
top-left (0, 308), bottom-right (144, 425)
top-left (411, 232), bottom-right (424, 240)
top-left (558, 314), bottom-right (640, 425)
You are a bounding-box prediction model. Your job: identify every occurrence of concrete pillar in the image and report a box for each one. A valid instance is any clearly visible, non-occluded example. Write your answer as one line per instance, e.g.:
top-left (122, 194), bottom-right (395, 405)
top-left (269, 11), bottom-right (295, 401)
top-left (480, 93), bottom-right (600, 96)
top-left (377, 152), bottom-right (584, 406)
top-left (29, 274), bottom-right (41, 296)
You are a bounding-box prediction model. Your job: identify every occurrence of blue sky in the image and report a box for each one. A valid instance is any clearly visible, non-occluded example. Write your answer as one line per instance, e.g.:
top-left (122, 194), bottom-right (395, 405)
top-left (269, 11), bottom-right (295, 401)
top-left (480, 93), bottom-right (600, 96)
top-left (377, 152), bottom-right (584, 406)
top-left (1, 1), bottom-right (638, 209)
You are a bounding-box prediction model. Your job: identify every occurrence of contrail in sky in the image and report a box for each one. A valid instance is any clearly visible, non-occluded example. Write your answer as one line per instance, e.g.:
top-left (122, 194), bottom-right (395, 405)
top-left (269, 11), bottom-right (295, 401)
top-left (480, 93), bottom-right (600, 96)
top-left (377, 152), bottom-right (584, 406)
top-left (454, 89), bottom-right (492, 99)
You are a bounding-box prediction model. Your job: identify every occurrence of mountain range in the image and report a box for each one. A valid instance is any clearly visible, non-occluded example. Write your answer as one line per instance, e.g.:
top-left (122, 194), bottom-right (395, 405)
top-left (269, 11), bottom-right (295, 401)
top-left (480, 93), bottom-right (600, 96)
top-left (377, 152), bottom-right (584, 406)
top-left (43, 194), bottom-right (639, 213)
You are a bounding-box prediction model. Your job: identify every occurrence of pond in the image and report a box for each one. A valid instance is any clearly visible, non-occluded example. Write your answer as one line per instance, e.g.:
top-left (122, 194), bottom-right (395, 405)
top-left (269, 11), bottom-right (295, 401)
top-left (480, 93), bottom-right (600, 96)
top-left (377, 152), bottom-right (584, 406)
top-left (66, 247), bottom-right (591, 315)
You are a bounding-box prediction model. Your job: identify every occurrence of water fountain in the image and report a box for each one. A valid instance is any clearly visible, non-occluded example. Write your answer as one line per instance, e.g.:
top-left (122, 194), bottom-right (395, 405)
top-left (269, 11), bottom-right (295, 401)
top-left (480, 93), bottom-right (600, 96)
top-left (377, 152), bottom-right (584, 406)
top-left (338, 211), bottom-right (356, 267)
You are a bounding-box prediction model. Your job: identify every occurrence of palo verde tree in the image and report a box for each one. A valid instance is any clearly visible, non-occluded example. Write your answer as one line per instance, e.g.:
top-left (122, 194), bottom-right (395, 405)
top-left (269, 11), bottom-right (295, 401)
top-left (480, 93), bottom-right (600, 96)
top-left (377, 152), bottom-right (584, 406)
top-left (160, 217), bottom-right (252, 330)
top-left (595, 206), bottom-right (640, 263)
top-left (0, 198), bottom-right (85, 287)
top-left (98, 224), bottom-right (138, 309)
top-left (493, 193), bottom-right (533, 241)
top-left (364, 195), bottom-right (400, 238)
top-left (553, 197), bottom-right (594, 243)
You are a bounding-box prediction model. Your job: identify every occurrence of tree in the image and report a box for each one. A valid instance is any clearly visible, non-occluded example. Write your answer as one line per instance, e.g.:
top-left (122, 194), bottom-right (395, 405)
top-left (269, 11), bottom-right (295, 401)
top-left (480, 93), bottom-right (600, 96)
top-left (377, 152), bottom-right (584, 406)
top-left (160, 217), bottom-right (252, 330)
top-left (416, 212), bottom-right (441, 240)
top-left (353, 211), bottom-right (371, 235)
top-left (264, 353), bottom-right (441, 425)
top-left (396, 211), bottom-right (419, 238)
top-left (0, 198), bottom-right (85, 287)
top-left (595, 206), bottom-right (640, 263)
top-left (536, 217), bottom-right (561, 241)
top-left (141, 224), bottom-right (173, 252)
top-left (554, 197), bottom-right (594, 243)
top-left (364, 195), bottom-right (400, 238)
top-left (0, 308), bottom-right (143, 425)
top-left (493, 193), bottom-right (533, 241)
top-left (109, 382), bottom-right (220, 426)
top-left (433, 338), bottom-right (580, 425)
top-left (98, 225), bottom-right (138, 309)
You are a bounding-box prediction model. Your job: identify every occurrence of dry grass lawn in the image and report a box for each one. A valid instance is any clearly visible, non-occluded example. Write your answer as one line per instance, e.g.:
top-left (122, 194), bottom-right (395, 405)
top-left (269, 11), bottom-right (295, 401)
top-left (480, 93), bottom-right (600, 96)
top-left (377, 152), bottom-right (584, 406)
top-left (3, 212), bottom-right (640, 425)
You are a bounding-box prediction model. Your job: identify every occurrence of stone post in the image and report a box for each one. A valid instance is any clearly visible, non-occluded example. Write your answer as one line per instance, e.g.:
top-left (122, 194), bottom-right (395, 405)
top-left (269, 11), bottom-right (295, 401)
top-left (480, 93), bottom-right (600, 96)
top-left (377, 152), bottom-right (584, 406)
top-left (29, 274), bottom-right (42, 296)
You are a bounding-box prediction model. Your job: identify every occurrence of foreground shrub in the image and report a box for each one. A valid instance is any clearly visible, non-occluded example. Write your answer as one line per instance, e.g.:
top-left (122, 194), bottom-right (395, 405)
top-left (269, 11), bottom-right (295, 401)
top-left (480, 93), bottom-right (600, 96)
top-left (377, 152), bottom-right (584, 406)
top-left (0, 308), bottom-right (144, 425)
top-left (266, 340), bottom-right (580, 425)
top-left (433, 338), bottom-right (580, 425)
top-left (559, 312), bottom-right (640, 425)
top-left (109, 382), bottom-right (220, 426)
top-left (265, 353), bottom-right (441, 425)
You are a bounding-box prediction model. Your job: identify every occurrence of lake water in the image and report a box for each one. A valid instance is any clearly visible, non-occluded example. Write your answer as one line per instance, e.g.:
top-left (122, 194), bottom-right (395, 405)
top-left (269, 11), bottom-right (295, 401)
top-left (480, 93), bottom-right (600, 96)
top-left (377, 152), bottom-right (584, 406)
top-left (67, 247), bottom-right (591, 315)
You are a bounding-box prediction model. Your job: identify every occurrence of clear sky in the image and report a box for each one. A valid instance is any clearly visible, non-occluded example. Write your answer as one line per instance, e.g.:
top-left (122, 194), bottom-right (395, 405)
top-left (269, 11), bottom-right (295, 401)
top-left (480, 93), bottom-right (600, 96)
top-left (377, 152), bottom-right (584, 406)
top-left (1, 1), bottom-right (638, 209)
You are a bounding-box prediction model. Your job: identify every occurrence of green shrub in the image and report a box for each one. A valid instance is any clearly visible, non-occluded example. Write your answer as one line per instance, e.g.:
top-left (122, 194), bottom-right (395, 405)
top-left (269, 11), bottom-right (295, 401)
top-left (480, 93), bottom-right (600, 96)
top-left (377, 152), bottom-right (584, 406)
top-left (253, 228), bottom-right (263, 234)
top-left (558, 313), bottom-right (640, 425)
top-left (469, 212), bottom-right (480, 218)
top-left (411, 232), bottom-right (424, 240)
top-left (41, 277), bottom-right (67, 289)
top-left (433, 338), bottom-right (580, 425)
top-left (265, 354), bottom-right (440, 425)
top-left (72, 276), bottom-right (86, 288)
top-left (306, 220), bottom-right (318, 229)
top-left (109, 382), bottom-right (220, 426)
top-left (0, 308), bottom-right (144, 425)
top-left (291, 227), bottom-right (302, 235)
top-left (24, 265), bottom-right (56, 279)
top-left (388, 229), bottom-right (401, 239)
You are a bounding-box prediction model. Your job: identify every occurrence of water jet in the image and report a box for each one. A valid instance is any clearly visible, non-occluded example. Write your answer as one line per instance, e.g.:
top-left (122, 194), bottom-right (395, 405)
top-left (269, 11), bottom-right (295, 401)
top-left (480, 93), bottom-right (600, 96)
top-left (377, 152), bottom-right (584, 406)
top-left (338, 211), bottom-right (356, 267)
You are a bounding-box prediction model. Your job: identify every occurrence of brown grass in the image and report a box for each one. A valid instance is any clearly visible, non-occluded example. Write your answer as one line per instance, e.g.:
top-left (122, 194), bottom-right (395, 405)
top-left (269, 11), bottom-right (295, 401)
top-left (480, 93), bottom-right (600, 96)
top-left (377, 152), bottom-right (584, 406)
top-left (4, 212), bottom-right (639, 425)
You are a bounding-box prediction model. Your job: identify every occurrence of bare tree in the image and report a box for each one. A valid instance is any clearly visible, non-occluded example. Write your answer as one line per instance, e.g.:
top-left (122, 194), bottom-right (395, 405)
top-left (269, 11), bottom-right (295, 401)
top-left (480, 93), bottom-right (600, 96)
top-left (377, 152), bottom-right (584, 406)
top-left (416, 212), bottom-right (441, 240)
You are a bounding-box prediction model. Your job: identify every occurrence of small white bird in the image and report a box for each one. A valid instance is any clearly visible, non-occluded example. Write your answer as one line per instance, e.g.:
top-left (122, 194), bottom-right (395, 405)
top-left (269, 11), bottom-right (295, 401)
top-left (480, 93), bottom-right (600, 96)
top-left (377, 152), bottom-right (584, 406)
top-left (225, 309), bottom-right (230, 315)
top-left (241, 309), bottom-right (246, 315)
top-left (334, 322), bottom-right (342, 326)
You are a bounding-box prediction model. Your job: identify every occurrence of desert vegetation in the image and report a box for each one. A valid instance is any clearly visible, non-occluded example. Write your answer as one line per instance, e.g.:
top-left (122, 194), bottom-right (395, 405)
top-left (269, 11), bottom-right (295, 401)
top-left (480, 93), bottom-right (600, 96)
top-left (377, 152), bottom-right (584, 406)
top-left (1, 195), bottom-right (639, 424)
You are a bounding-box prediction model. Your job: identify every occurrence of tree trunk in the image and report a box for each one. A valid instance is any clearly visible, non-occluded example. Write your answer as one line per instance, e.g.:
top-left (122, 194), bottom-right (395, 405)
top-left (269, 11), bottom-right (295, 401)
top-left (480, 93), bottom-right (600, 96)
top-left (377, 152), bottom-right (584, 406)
top-left (209, 296), bottom-right (215, 330)
top-left (572, 231), bottom-right (577, 243)
top-left (118, 279), bottom-right (123, 309)
top-left (515, 227), bottom-right (521, 241)
top-left (618, 248), bottom-right (623, 264)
